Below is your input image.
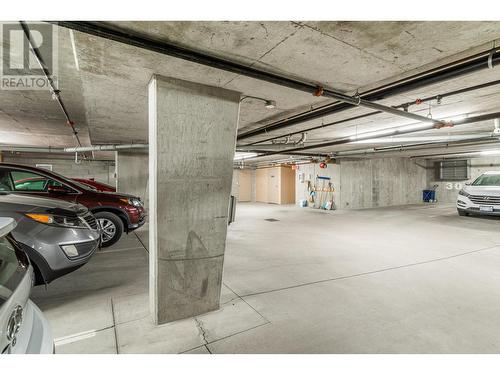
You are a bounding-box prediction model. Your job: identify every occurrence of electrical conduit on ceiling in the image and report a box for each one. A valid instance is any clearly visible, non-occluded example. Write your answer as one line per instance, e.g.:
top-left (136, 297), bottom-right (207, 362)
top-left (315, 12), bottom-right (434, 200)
top-left (20, 21), bottom-right (84, 151)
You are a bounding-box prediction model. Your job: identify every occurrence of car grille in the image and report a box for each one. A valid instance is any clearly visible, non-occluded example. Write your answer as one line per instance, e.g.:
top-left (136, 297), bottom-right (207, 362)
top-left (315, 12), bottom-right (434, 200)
top-left (468, 194), bottom-right (500, 205)
top-left (83, 213), bottom-right (98, 230)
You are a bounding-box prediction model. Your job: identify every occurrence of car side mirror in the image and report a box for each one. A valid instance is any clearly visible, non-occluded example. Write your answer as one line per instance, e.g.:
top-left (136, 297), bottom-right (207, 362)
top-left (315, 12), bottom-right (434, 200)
top-left (465, 182), bottom-right (471, 186)
top-left (48, 185), bottom-right (69, 194)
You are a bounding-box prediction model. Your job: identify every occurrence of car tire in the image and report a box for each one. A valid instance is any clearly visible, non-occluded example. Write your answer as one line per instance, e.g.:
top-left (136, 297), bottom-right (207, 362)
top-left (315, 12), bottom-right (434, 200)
top-left (457, 209), bottom-right (469, 217)
top-left (94, 212), bottom-right (123, 247)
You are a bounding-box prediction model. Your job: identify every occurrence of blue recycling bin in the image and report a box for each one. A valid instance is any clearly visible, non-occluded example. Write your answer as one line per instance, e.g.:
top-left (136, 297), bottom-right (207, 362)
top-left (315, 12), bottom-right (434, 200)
top-left (423, 190), bottom-right (436, 202)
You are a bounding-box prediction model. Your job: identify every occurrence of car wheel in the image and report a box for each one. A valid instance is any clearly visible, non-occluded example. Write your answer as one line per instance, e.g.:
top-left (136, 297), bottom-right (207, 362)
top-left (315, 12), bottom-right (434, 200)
top-left (95, 212), bottom-right (123, 247)
top-left (457, 209), bottom-right (469, 217)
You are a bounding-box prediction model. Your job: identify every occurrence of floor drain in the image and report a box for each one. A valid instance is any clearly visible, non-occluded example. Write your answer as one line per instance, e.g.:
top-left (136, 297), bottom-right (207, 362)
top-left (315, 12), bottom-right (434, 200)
top-left (264, 218), bottom-right (279, 222)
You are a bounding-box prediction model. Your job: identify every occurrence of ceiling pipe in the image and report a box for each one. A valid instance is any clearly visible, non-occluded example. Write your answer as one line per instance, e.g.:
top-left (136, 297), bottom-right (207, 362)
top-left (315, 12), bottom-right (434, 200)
top-left (20, 22), bottom-right (85, 151)
top-left (238, 143), bottom-right (306, 151)
top-left (51, 22), bottom-right (446, 133)
top-left (247, 155), bottom-right (314, 166)
top-left (238, 48), bottom-right (500, 141)
top-left (268, 132), bottom-right (307, 147)
top-left (243, 111), bottom-right (500, 160)
top-left (244, 78), bottom-right (500, 147)
top-left (64, 143), bottom-right (148, 152)
top-left (238, 134), bottom-right (494, 151)
top-left (0, 144), bottom-right (150, 154)
top-left (62, 143), bottom-right (323, 158)
top-left (0, 145), bottom-right (65, 153)
top-left (333, 136), bottom-right (500, 158)
top-left (411, 149), bottom-right (500, 160)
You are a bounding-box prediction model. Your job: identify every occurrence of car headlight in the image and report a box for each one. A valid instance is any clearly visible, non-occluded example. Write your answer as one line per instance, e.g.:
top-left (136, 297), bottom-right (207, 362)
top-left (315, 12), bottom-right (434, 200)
top-left (120, 197), bottom-right (143, 207)
top-left (25, 213), bottom-right (87, 228)
top-left (458, 189), bottom-right (470, 198)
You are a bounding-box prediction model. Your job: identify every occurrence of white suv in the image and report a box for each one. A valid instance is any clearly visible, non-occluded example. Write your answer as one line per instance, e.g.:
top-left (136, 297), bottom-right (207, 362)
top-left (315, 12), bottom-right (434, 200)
top-left (457, 171), bottom-right (500, 217)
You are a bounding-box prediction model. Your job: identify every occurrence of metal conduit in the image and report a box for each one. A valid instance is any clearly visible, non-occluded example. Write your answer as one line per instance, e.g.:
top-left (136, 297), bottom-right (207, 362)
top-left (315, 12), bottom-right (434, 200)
top-left (243, 111), bottom-right (500, 160)
top-left (333, 137), bottom-right (500, 158)
top-left (51, 22), bottom-right (447, 132)
top-left (63, 143), bottom-right (148, 152)
top-left (20, 21), bottom-right (84, 149)
top-left (48, 22), bottom-right (500, 160)
top-left (243, 78), bottom-right (500, 147)
top-left (237, 48), bottom-right (500, 141)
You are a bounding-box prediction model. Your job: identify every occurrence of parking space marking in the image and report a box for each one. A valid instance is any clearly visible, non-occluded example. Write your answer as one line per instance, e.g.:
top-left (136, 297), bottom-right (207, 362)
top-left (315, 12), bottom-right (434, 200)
top-left (54, 330), bottom-right (99, 346)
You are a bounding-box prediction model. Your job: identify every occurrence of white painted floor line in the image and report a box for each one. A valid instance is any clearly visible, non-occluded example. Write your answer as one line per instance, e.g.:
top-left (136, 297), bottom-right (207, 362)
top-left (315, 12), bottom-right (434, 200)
top-left (97, 246), bottom-right (144, 254)
top-left (54, 330), bottom-right (98, 346)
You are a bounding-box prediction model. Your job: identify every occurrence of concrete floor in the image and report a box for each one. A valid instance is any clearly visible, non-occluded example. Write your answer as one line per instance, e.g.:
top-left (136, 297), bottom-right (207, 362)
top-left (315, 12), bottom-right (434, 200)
top-left (32, 202), bottom-right (500, 353)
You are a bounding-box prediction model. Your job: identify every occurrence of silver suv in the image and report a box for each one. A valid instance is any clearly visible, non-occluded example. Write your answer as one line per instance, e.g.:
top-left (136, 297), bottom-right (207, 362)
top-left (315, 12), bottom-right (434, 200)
top-left (457, 171), bottom-right (500, 217)
top-left (0, 193), bottom-right (101, 285)
top-left (0, 217), bottom-right (53, 353)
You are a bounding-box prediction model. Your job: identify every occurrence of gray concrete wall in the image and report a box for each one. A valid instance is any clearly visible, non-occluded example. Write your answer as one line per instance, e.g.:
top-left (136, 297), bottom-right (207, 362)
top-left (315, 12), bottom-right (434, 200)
top-left (426, 156), bottom-right (500, 203)
top-left (295, 162), bottom-right (341, 207)
top-left (116, 150), bottom-right (149, 210)
top-left (2, 155), bottom-right (116, 185)
top-left (295, 157), bottom-right (427, 209)
top-left (340, 158), bottom-right (427, 209)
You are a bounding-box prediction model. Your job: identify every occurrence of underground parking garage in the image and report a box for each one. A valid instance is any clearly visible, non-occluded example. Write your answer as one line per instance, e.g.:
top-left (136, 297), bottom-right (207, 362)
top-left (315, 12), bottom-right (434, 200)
top-left (2, 15), bottom-right (500, 359)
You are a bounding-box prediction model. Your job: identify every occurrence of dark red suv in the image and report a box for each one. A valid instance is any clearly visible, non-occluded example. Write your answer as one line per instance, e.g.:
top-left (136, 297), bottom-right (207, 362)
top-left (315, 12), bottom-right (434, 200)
top-left (0, 163), bottom-right (146, 247)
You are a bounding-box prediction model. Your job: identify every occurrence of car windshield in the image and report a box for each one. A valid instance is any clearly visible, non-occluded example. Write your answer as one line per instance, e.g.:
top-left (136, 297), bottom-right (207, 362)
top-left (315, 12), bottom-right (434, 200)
top-left (472, 174), bottom-right (500, 186)
top-left (45, 170), bottom-right (96, 191)
top-left (74, 181), bottom-right (98, 191)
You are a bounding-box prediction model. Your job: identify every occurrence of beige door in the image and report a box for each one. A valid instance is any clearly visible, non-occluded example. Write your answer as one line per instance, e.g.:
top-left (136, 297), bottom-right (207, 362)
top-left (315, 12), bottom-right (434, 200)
top-left (267, 167), bottom-right (280, 204)
top-left (238, 169), bottom-right (252, 202)
top-left (255, 168), bottom-right (268, 202)
top-left (280, 167), bottom-right (296, 204)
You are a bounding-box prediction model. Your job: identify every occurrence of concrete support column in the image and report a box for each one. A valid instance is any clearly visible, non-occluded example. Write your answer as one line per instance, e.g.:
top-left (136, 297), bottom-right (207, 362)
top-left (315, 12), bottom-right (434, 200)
top-left (148, 75), bottom-right (240, 324)
top-left (116, 150), bottom-right (149, 211)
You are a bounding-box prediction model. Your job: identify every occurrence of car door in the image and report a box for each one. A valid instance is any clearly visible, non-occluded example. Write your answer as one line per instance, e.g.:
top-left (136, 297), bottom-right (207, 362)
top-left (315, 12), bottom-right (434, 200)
top-left (0, 228), bottom-right (31, 354)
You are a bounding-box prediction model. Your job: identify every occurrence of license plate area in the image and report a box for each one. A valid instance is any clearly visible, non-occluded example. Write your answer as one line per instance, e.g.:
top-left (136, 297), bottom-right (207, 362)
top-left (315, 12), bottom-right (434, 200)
top-left (480, 206), bottom-right (494, 212)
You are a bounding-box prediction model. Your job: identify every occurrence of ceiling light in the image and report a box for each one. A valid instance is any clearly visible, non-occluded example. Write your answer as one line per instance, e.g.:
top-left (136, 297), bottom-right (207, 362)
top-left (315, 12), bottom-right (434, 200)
top-left (397, 122), bottom-right (434, 132)
top-left (350, 128), bottom-right (396, 141)
top-left (240, 95), bottom-right (276, 110)
top-left (264, 100), bottom-right (276, 109)
top-left (69, 29), bottom-right (80, 71)
top-left (445, 114), bottom-right (468, 122)
top-left (480, 150), bottom-right (500, 156)
top-left (234, 152), bottom-right (258, 161)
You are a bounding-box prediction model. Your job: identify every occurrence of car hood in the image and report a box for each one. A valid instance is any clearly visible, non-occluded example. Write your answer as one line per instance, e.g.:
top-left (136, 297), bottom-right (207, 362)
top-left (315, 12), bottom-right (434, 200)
top-left (91, 190), bottom-right (140, 200)
top-left (463, 186), bottom-right (500, 197)
top-left (0, 193), bottom-right (88, 215)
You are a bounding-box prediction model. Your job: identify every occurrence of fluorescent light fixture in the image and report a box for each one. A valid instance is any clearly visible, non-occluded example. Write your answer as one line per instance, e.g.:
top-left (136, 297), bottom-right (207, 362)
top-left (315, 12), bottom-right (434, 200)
top-left (397, 122), bottom-right (434, 132)
top-left (350, 128), bottom-right (396, 141)
top-left (444, 114), bottom-right (467, 122)
top-left (69, 29), bottom-right (80, 71)
top-left (234, 152), bottom-right (258, 161)
top-left (350, 120), bottom-right (436, 143)
top-left (480, 150), bottom-right (500, 156)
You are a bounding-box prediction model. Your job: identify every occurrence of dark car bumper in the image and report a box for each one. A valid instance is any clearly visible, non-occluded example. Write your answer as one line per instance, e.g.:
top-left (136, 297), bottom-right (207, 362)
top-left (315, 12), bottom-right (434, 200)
top-left (19, 238), bottom-right (99, 285)
top-left (126, 207), bottom-right (146, 231)
top-left (458, 207), bottom-right (500, 217)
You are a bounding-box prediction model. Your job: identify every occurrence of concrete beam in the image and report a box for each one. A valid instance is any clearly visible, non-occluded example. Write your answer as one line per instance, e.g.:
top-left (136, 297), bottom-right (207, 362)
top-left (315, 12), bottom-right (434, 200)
top-left (148, 75), bottom-right (240, 324)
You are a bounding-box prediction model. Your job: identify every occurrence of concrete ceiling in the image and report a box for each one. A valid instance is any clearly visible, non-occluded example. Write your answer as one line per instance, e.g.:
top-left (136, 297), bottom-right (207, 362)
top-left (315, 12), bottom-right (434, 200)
top-left (2, 21), bottom-right (500, 163)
